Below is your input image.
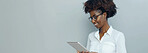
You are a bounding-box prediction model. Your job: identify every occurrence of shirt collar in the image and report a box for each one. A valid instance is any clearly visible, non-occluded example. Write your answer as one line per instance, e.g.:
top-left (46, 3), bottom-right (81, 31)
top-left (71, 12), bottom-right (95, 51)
top-left (106, 26), bottom-right (113, 36)
top-left (95, 26), bottom-right (113, 38)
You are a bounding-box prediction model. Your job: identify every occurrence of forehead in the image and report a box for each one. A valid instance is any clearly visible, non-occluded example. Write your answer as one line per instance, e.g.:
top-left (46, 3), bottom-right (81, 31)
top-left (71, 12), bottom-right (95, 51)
top-left (89, 10), bottom-right (102, 16)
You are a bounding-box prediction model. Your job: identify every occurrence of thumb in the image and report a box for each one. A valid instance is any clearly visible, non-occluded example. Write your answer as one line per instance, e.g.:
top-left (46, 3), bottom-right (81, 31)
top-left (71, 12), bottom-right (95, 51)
top-left (77, 50), bottom-right (79, 53)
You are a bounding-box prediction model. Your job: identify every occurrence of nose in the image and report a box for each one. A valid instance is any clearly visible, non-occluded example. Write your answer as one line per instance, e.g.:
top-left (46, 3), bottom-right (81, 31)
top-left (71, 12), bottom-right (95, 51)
top-left (91, 19), bottom-right (96, 24)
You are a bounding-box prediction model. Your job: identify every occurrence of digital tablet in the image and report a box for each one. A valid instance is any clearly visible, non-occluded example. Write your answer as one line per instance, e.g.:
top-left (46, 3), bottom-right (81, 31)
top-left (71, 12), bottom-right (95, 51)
top-left (67, 42), bottom-right (88, 52)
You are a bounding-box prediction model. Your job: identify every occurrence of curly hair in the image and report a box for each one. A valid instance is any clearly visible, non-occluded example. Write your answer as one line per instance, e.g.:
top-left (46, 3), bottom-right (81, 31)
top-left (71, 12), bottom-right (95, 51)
top-left (84, 0), bottom-right (117, 18)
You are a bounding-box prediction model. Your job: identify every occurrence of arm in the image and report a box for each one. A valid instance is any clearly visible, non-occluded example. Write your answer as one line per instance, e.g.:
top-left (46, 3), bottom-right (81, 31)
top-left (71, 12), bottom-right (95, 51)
top-left (86, 36), bottom-right (91, 51)
top-left (116, 33), bottom-right (127, 53)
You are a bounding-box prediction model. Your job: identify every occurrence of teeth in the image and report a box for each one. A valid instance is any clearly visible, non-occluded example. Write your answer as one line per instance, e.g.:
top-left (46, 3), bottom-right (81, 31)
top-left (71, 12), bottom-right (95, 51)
top-left (95, 23), bottom-right (98, 25)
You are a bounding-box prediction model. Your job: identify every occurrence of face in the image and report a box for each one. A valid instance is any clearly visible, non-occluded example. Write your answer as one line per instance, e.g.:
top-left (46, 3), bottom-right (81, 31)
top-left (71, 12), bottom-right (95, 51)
top-left (89, 10), bottom-right (107, 29)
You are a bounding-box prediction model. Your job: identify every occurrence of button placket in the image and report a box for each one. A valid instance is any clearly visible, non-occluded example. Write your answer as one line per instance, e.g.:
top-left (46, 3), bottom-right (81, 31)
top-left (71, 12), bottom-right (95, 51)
top-left (100, 33), bottom-right (107, 43)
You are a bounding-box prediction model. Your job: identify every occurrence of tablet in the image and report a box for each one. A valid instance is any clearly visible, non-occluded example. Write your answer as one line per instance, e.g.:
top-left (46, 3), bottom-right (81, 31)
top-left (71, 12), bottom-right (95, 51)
top-left (67, 42), bottom-right (88, 52)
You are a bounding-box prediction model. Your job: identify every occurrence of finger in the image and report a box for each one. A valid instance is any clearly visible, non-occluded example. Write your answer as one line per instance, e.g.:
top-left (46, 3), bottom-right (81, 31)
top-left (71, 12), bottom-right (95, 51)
top-left (92, 52), bottom-right (97, 53)
top-left (85, 51), bottom-right (88, 53)
top-left (82, 51), bottom-right (84, 53)
top-left (80, 51), bottom-right (82, 53)
top-left (77, 51), bottom-right (79, 53)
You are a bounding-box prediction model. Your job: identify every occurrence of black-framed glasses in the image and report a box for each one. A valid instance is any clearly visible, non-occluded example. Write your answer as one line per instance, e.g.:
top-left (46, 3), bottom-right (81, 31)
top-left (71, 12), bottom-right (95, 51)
top-left (88, 14), bottom-right (102, 21)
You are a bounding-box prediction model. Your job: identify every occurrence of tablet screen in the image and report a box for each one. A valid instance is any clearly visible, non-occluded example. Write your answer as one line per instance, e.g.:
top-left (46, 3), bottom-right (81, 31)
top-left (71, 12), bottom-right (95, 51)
top-left (67, 42), bottom-right (88, 52)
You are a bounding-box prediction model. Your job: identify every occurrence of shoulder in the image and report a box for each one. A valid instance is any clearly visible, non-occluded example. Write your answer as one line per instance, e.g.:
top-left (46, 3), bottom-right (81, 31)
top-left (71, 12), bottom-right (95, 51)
top-left (112, 29), bottom-right (125, 41)
top-left (113, 29), bottom-right (124, 36)
top-left (88, 31), bottom-right (97, 39)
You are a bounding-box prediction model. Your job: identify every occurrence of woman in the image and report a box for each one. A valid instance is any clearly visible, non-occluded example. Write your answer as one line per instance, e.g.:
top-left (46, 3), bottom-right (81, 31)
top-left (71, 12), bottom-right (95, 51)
top-left (77, 0), bottom-right (127, 53)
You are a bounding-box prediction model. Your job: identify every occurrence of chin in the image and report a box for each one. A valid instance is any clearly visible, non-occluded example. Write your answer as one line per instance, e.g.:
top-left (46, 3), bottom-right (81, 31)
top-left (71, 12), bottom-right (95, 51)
top-left (95, 26), bottom-right (101, 29)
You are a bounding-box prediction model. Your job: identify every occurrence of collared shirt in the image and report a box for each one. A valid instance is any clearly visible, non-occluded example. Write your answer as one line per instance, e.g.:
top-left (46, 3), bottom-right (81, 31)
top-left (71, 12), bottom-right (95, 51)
top-left (86, 26), bottom-right (127, 53)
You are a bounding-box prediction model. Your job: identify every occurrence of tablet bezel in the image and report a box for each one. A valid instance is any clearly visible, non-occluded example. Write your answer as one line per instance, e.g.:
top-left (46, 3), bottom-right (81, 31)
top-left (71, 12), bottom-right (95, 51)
top-left (67, 42), bottom-right (88, 52)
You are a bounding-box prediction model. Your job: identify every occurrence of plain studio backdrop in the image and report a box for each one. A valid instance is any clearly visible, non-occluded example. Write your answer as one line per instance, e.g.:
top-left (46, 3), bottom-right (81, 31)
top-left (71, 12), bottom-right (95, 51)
top-left (0, 0), bottom-right (148, 53)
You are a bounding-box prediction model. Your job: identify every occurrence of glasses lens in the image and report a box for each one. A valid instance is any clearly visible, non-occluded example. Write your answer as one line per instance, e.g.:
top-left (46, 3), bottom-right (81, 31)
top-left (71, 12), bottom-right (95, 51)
top-left (94, 16), bottom-right (97, 19)
top-left (89, 17), bottom-right (92, 21)
top-left (94, 14), bottom-right (101, 20)
top-left (89, 14), bottom-right (101, 21)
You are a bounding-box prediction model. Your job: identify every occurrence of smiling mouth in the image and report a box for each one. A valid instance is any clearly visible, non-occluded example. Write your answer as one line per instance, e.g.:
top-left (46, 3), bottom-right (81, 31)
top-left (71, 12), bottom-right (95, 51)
top-left (94, 23), bottom-right (98, 26)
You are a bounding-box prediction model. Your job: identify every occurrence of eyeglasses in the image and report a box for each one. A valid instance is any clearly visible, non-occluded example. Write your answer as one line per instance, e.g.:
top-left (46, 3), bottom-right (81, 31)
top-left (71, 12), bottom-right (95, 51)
top-left (88, 14), bottom-right (102, 21)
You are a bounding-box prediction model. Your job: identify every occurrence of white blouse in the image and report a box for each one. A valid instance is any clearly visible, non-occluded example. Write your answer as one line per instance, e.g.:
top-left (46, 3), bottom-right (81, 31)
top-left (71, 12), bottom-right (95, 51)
top-left (86, 26), bottom-right (127, 53)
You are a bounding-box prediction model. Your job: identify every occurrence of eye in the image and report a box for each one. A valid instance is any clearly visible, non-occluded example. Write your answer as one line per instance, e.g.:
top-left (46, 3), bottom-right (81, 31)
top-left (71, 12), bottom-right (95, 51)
top-left (89, 18), bottom-right (92, 21)
top-left (94, 16), bottom-right (97, 19)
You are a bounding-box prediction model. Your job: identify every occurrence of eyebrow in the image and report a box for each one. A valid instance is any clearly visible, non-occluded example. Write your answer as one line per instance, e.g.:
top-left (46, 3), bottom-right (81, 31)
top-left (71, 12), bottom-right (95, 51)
top-left (90, 14), bottom-right (96, 18)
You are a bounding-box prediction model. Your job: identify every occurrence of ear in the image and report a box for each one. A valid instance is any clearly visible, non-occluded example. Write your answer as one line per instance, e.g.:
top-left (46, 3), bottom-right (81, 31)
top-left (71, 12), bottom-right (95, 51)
top-left (102, 12), bottom-right (107, 19)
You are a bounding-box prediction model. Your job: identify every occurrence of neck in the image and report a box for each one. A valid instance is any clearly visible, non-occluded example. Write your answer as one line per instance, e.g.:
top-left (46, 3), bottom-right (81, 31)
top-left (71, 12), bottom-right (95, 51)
top-left (99, 21), bottom-right (110, 34)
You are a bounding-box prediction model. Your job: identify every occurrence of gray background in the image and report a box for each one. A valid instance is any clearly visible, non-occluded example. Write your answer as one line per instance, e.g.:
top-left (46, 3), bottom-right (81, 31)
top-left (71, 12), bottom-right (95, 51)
top-left (0, 0), bottom-right (148, 53)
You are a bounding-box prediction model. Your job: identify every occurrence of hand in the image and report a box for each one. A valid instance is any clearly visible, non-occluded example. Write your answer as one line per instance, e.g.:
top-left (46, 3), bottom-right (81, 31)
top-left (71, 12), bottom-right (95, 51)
top-left (77, 51), bottom-right (98, 53)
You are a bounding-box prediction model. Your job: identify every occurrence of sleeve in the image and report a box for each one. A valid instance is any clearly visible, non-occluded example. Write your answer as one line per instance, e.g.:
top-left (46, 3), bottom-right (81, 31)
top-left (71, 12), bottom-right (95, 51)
top-left (86, 34), bottom-right (91, 51)
top-left (116, 33), bottom-right (127, 53)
